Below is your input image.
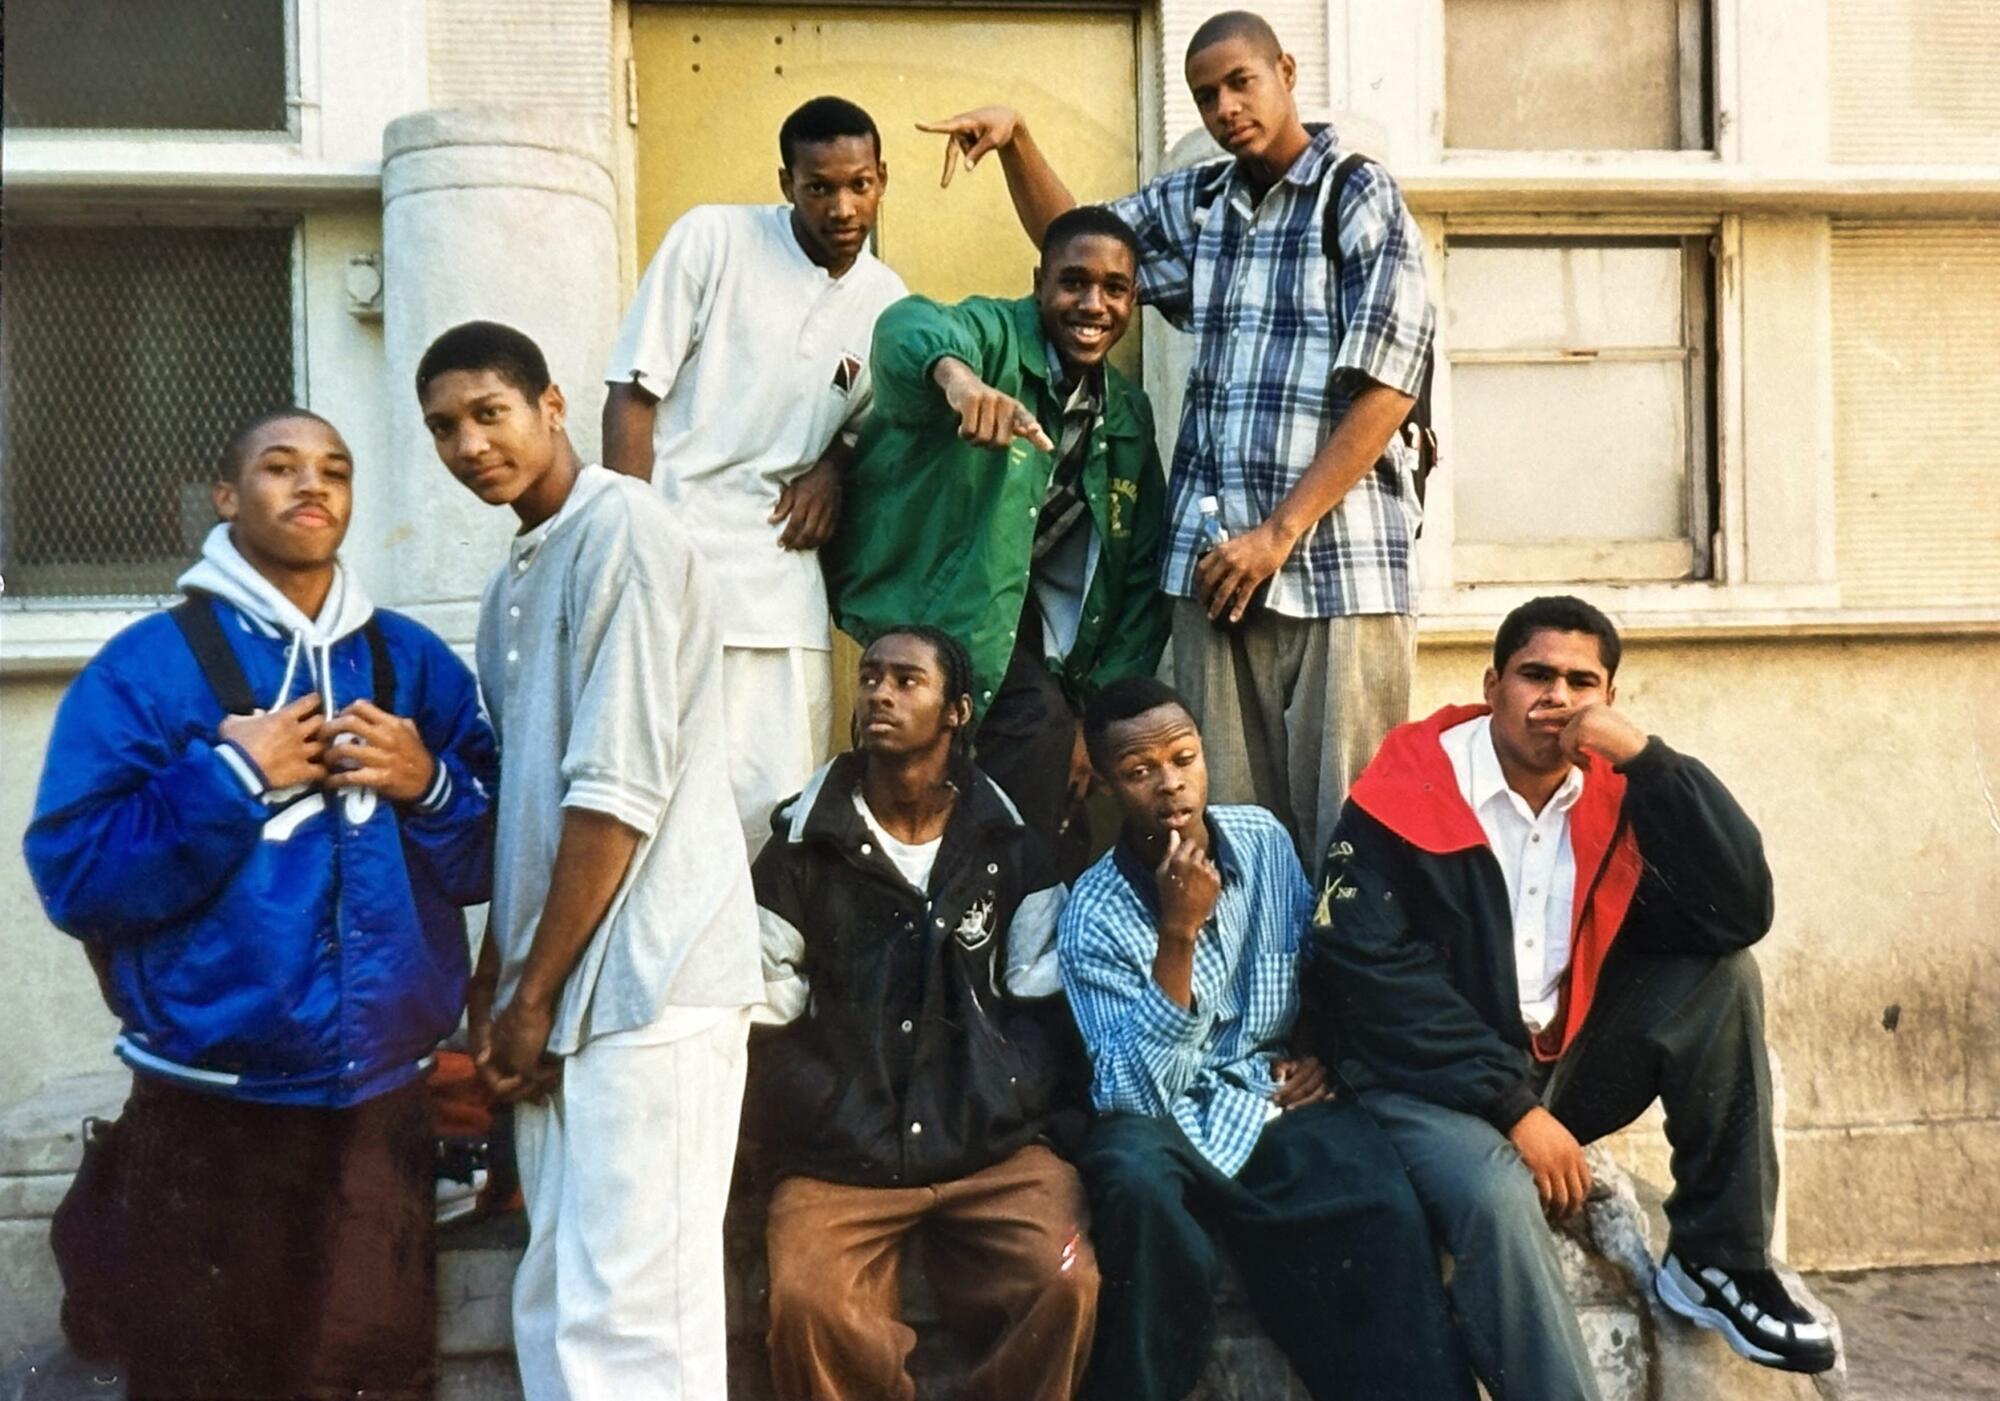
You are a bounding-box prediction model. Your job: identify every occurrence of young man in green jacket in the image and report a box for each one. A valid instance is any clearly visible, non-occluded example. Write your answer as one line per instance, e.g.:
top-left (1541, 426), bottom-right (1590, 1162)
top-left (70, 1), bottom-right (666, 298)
top-left (823, 205), bottom-right (1169, 873)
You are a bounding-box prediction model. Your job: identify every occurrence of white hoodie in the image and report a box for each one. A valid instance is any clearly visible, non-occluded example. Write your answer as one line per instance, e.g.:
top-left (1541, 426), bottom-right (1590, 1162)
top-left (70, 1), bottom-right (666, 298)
top-left (178, 523), bottom-right (380, 822)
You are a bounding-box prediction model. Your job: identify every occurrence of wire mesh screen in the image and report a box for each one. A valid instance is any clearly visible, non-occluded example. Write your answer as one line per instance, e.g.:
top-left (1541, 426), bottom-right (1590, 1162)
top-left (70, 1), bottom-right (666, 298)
top-left (1, 223), bottom-right (298, 601)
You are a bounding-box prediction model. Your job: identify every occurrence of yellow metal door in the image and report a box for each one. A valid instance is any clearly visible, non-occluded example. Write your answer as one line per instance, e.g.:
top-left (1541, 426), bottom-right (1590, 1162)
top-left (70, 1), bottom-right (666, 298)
top-left (631, 4), bottom-right (1142, 749)
top-left (632, 4), bottom-right (1139, 308)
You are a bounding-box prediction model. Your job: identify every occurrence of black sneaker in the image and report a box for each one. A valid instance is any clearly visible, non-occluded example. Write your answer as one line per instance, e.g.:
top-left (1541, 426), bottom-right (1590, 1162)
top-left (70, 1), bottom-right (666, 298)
top-left (1656, 1253), bottom-right (1837, 1374)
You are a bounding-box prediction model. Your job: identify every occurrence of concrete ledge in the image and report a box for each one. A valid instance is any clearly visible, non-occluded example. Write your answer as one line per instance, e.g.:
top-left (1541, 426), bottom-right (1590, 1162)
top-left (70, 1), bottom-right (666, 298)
top-left (3, 1075), bottom-right (1849, 1400)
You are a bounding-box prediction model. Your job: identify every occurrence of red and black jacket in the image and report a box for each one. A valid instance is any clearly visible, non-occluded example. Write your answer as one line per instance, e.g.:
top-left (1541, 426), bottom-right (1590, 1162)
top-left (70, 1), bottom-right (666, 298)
top-left (1299, 705), bottom-right (1774, 1132)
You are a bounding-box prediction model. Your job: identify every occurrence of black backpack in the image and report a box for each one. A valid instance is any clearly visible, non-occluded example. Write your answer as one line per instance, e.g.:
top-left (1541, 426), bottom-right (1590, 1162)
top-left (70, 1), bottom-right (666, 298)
top-left (1193, 147), bottom-right (1440, 510)
top-left (169, 588), bottom-right (395, 714)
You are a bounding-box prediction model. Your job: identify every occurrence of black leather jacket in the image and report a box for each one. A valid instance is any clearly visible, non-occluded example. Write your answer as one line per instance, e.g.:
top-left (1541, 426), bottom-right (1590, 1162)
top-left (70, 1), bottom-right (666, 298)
top-left (745, 753), bottom-right (1086, 1187)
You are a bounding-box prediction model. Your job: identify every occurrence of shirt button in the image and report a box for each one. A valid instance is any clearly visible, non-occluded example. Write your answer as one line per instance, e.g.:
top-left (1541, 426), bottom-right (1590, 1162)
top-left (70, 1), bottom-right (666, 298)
top-left (509, 606), bottom-right (521, 619)
top-left (1028, 506), bottom-right (1038, 517)
top-left (1527, 886), bottom-right (1538, 896)
top-left (1531, 833), bottom-right (1541, 843)
top-left (901, 1019), bottom-right (914, 1033)
top-left (909, 1121), bottom-right (923, 1136)
top-left (860, 842), bottom-right (873, 856)
top-left (987, 863), bottom-right (999, 875)
top-left (935, 917), bottom-right (947, 929)
top-left (507, 649), bottom-right (519, 663)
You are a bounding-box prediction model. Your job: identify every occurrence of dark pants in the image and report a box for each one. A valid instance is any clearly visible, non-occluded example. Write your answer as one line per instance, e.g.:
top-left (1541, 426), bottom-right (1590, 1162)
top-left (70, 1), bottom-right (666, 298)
top-left (975, 618), bottom-right (1089, 878)
top-left (1362, 943), bottom-right (1778, 1401)
top-left (1077, 1101), bottom-right (1474, 1401)
top-left (96, 1074), bottom-right (436, 1401)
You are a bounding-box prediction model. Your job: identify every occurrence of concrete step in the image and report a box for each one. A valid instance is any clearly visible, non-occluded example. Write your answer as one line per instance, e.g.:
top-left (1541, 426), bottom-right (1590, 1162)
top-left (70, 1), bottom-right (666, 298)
top-left (3, 1073), bottom-right (1848, 1401)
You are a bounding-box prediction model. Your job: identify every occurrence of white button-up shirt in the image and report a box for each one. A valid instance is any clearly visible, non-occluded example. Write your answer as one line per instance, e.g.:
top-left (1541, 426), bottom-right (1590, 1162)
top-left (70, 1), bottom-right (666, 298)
top-left (1440, 715), bottom-right (1583, 1034)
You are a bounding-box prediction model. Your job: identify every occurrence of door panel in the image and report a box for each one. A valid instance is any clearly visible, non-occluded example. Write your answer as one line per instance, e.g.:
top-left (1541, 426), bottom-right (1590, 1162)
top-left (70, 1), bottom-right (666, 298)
top-left (633, 4), bottom-right (1139, 314)
top-left (631, 5), bottom-right (1142, 750)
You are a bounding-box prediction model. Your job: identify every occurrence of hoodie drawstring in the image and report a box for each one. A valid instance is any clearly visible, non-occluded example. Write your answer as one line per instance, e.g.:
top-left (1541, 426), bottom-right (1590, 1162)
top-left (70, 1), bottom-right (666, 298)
top-left (275, 632), bottom-right (306, 712)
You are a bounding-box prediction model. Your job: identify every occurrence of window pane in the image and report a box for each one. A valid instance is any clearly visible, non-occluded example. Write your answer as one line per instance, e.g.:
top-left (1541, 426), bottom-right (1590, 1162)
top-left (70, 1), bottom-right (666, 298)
top-left (1444, 235), bottom-right (1714, 580)
top-left (1445, 0), bottom-right (1709, 151)
top-left (1448, 242), bottom-right (1686, 352)
top-left (1452, 360), bottom-right (1690, 543)
top-left (1, 224), bottom-right (297, 600)
top-left (3, 0), bottom-right (289, 133)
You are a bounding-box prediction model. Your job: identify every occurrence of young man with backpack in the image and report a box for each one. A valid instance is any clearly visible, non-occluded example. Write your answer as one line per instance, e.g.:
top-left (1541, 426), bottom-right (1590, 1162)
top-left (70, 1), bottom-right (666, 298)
top-left (25, 408), bottom-right (498, 1400)
top-left (921, 8), bottom-right (1438, 868)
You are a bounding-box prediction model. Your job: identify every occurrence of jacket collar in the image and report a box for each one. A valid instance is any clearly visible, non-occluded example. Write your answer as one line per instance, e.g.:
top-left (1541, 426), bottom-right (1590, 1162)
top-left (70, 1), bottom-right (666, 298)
top-left (1003, 296), bottom-right (1143, 440)
top-left (1349, 705), bottom-right (1626, 856)
top-left (781, 750), bottom-right (1024, 854)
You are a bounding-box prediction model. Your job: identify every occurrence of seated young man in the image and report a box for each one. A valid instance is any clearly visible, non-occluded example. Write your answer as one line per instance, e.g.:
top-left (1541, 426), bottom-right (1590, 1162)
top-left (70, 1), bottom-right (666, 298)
top-left (746, 625), bottom-right (1097, 1401)
top-left (25, 409), bottom-right (496, 1401)
top-left (1058, 676), bottom-right (1471, 1401)
top-left (1303, 595), bottom-right (1835, 1400)
top-left (823, 205), bottom-right (1169, 875)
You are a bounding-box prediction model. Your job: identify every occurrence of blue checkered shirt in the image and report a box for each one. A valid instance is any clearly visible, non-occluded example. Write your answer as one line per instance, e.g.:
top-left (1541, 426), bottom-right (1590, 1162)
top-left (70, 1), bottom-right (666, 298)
top-left (1057, 805), bottom-right (1313, 1177)
top-left (1110, 124), bottom-right (1436, 617)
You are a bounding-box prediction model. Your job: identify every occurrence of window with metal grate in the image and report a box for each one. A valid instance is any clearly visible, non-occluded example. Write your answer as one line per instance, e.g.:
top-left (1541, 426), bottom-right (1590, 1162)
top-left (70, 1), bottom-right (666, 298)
top-left (1, 222), bottom-right (300, 602)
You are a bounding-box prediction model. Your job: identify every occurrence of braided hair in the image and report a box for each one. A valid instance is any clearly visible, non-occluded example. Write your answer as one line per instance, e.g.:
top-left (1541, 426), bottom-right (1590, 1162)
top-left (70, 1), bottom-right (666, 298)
top-left (865, 623), bottom-right (978, 774)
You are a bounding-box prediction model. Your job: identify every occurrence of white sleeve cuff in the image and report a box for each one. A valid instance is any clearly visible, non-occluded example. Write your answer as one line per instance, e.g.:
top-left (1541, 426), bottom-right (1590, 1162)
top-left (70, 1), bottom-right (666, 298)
top-left (413, 761), bottom-right (453, 814)
top-left (214, 740), bottom-right (269, 799)
top-left (561, 776), bottom-right (665, 836)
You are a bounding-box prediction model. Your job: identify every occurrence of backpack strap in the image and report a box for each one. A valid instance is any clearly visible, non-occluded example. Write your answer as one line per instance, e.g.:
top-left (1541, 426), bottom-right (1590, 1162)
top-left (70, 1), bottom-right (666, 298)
top-left (1322, 151), bottom-right (1376, 281)
top-left (1321, 151), bottom-right (1441, 514)
top-left (172, 593), bottom-right (399, 715)
top-left (169, 592), bottom-right (258, 716)
top-left (363, 617), bottom-right (397, 713)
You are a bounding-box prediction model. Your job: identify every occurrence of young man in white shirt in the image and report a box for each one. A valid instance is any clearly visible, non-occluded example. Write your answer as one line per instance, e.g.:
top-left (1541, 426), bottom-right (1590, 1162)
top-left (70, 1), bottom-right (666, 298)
top-left (602, 95), bottom-right (909, 854)
top-left (421, 321), bottom-right (762, 1401)
top-left (1302, 595), bottom-right (1836, 1398)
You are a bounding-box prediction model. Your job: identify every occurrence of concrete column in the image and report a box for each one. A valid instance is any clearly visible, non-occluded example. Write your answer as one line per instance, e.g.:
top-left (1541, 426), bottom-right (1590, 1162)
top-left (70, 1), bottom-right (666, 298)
top-left (374, 108), bottom-right (620, 636)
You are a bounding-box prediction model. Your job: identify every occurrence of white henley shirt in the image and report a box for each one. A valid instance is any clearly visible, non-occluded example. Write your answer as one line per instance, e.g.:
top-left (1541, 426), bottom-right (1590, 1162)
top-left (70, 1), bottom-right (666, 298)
top-left (604, 204), bottom-right (908, 651)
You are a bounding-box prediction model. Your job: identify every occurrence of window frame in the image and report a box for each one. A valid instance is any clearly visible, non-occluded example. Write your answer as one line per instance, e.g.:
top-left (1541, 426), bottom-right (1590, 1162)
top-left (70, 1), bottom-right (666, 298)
top-left (0, 208), bottom-right (311, 610)
top-left (4, 0), bottom-right (306, 147)
top-left (1439, 0), bottom-right (1716, 156)
top-left (1440, 221), bottom-right (1720, 586)
top-left (1417, 212), bottom-right (1780, 612)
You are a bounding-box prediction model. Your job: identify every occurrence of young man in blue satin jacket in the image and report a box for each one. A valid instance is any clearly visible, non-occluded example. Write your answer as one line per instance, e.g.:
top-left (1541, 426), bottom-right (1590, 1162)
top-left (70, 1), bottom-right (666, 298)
top-left (24, 408), bottom-right (497, 1401)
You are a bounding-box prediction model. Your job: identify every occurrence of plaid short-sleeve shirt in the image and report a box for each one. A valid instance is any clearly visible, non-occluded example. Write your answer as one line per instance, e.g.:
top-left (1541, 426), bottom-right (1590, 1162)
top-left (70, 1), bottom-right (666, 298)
top-left (1111, 124), bottom-right (1436, 618)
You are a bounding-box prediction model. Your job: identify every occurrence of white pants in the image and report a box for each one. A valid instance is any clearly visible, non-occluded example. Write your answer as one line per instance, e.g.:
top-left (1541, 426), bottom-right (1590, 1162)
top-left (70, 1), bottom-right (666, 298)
top-left (511, 1008), bottom-right (752, 1401)
top-left (722, 645), bottom-right (831, 857)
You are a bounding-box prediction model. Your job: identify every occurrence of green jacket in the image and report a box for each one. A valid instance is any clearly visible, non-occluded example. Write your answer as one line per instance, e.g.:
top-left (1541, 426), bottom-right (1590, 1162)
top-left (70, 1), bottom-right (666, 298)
top-left (825, 295), bottom-right (1170, 715)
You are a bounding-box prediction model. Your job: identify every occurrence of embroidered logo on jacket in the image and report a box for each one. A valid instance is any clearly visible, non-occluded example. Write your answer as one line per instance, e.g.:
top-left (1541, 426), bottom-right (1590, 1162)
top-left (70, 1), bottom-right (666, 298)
top-left (1313, 841), bottom-right (1357, 925)
top-left (954, 894), bottom-right (997, 951)
top-left (1108, 478), bottom-right (1138, 538)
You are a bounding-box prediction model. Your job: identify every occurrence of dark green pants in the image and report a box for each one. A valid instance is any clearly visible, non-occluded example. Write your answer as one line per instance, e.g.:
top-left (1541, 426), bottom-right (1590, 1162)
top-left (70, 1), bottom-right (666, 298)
top-left (1077, 1099), bottom-right (1474, 1401)
top-left (1362, 944), bottom-right (1778, 1401)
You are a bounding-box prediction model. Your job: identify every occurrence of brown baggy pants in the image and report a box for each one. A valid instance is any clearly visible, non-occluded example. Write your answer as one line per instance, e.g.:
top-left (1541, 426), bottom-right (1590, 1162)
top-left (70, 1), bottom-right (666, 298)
top-left (107, 1074), bottom-right (435, 1401)
top-left (763, 1144), bottom-right (1099, 1401)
